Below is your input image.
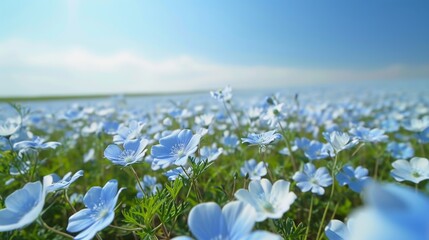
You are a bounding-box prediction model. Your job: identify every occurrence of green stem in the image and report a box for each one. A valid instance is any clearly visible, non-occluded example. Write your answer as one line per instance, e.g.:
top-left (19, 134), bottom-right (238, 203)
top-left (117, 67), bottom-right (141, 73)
top-left (64, 190), bottom-right (77, 213)
top-left (277, 121), bottom-right (297, 171)
top-left (222, 101), bottom-right (240, 135)
top-left (40, 218), bottom-right (74, 239)
top-left (304, 194), bottom-right (314, 240)
top-left (316, 154), bottom-right (338, 240)
top-left (130, 166), bottom-right (145, 194)
top-left (420, 143), bottom-right (426, 157)
top-left (109, 225), bottom-right (142, 231)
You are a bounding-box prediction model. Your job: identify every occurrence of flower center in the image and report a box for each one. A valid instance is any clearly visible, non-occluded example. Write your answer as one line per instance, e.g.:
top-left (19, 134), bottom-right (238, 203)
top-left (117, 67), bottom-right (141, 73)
top-left (97, 208), bottom-right (109, 220)
top-left (412, 171), bottom-right (421, 178)
top-left (172, 144), bottom-right (186, 157)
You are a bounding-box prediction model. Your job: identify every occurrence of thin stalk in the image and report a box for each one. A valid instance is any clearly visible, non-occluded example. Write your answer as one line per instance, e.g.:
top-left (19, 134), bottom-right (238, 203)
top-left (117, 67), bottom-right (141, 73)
top-left (64, 190), bottom-right (77, 213)
top-left (109, 225), bottom-right (142, 231)
top-left (420, 143), bottom-right (426, 157)
top-left (316, 154), bottom-right (338, 240)
top-left (277, 121), bottom-right (297, 171)
top-left (130, 166), bottom-right (145, 194)
top-left (40, 218), bottom-right (74, 239)
top-left (304, 194), bottom-right (314, 240)
top-left (222, 101), bottom-right (240, 134)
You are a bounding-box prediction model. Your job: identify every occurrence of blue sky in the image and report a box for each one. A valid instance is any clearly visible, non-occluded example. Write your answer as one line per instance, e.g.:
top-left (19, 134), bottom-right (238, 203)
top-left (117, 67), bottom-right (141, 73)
top-left (1, 0), bottom-right (428, 96)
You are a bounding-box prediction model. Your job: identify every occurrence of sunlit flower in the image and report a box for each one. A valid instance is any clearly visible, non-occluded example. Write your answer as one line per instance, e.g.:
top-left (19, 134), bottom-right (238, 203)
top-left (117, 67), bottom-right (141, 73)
top-left (45, 170), bottom-right (84, 193)
top-left (104, 138), bottom-right (149, 166)
top-left (113, 120), bottom-right (144, 144)
top-left (136, 175), bottom-right (162, 198)
top-left (349, 126), bottom-right (388, 143)
top-left (348, 182), bottom-right (429, 240)
top-left (323, 131), bottom-right (358, 153)
top-left (386, 141), bottom-right (414, 159)
top-left (210, 86), bottom-right (233, 103)
top-left (336, 165), bottom-right (370, 193)
top-left (173, 201), bottom-right (281, 240)
top-left (241, 130), bottom-right (281, 152)
top-left (234, 178), bottom-right (296, 221)
top-left (151, 129), bottom-right (201, 169)
top-left (14, 136), bottom-right (61, 150)
top-left (240, 159), bottom-right (267, 180)
top-left (390, 157), bottom-right (429, 184)
top-left (67, 180), bottom-right (125, 240)
top-left (325, 219), bottom-right (353, 240)
top-left (0, 177), bottom-right (49, 232)
top-left (293, 163), bottom-right (332, 195)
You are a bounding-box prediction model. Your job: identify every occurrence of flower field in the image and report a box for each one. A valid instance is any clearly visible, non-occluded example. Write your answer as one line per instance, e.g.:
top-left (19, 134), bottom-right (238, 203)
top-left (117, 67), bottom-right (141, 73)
top-left (0, 86), bottom-right (428, 240)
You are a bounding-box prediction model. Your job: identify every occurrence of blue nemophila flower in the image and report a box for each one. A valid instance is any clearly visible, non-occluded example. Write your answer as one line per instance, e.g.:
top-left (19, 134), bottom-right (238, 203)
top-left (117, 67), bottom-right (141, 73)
top-left (417, 126), bottom-right (429, 144)
top-left (173, 201), bottom-right (281, 240)
top-left (386, 141), bottom-right (414, 159)
top-left (403, 117), bottom-right (429, 132)
top-left (45, 170), bottom-right (84, 193)
top-left (113, 120), bottom-right (144, 144)
top-left (0, 105), bottom-right (21, 137)
top-left (241, 130), bottom-right (281, 152)
top-left (380, 119), bottom-right (400, 133)
top-left (197, 145), bottom-right (223, 163)
top-left (336, 165), bottom-right (370, 193)
top-left (240, 159), bottom-right (267, 180)
top-left (222, 134), bottom-right (240, 149)
top-left (293, 163), bottom-right (332, 195)
top-left (164, 166), bottom-right (192, 181)
top-left (325, 219), bottom-right (353, 240)
top-left (348, 182), bottom-right (429, 240)
top-left (234, 178), bottom-right (296, 221)
top-left (14, 136), bottom-right (61, 150)
top-left (136, 175), bottom-right (162, 198)
top-left (349, 126), bottom-right (388, 143)
top-left (0, 177), bottom-right (49, 231)
top-left (303, 140), bottom-right (332, 161)
top-left (104, 138), bottom-right (149, 166)
top-left (102, 121), bottom-right (119, 135)
top-left (323, 131), bottom-right (358, 153)
top-left (67, 179), bottom-right (125, 240)
top-left (151, 129), bottom-right (202, 169)
top-left (210, 85), bottom-right (233, 103)
top-left (390, 157), bottom-right (429, 184)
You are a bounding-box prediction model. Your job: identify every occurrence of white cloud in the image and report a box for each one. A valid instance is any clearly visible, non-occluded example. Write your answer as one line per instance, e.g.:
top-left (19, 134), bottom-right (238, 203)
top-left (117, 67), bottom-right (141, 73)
top-left (0, 39), bottom-right (428, 96)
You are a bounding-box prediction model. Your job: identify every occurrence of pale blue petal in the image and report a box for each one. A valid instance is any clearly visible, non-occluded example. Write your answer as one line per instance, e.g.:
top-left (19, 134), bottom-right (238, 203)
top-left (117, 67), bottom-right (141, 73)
top-left (188, 202), bottom-right (228, 240)
top-left (222, 201), bottom-right (256, 239)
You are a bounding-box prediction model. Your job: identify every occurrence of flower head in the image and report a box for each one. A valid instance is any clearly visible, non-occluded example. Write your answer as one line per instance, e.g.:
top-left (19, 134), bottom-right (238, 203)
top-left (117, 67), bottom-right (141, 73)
top-left (241, 130), bottom-right (281, 152)
top-left (386, 141), bottom-right (414, 159)
top-left (136, 175), bottom-right (162, 198)
top-left (104, 138), bottom-right (149, 166)
top-left (210, 86), bottom-right (233, 102)
top-left (173, 201), bottom-right (281, 240)
top-left (67, 179), bottom-right (125, 240)
top-left (113, 120), bottom-right (144, 144)
top-left (323, 131), bottom-right (358, 153)
top-left (45, 170), bottom-right (84, 193)
top-left (390, 157), bottom-right (429, 184)
top-left (240, 159), bottom-right (267, 180)
top-left (336, 165), bottom-right (371, 193)
top-left (234, 178), bottom-right (296, 221)
top-left (348, 182), bottom-right (429, 240)
top-left (14, 136), bottom-right (61, 150)
top-left (349, 126), bottom-right (388, 143)
top-left (0, 177), bottom-right (50, 231)
top-left (293, 163), bottom-right (332, 195)
top-left (325, 219), bottom-right (353, 240)
top-left (151, 129), bottom-right (201, 169)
